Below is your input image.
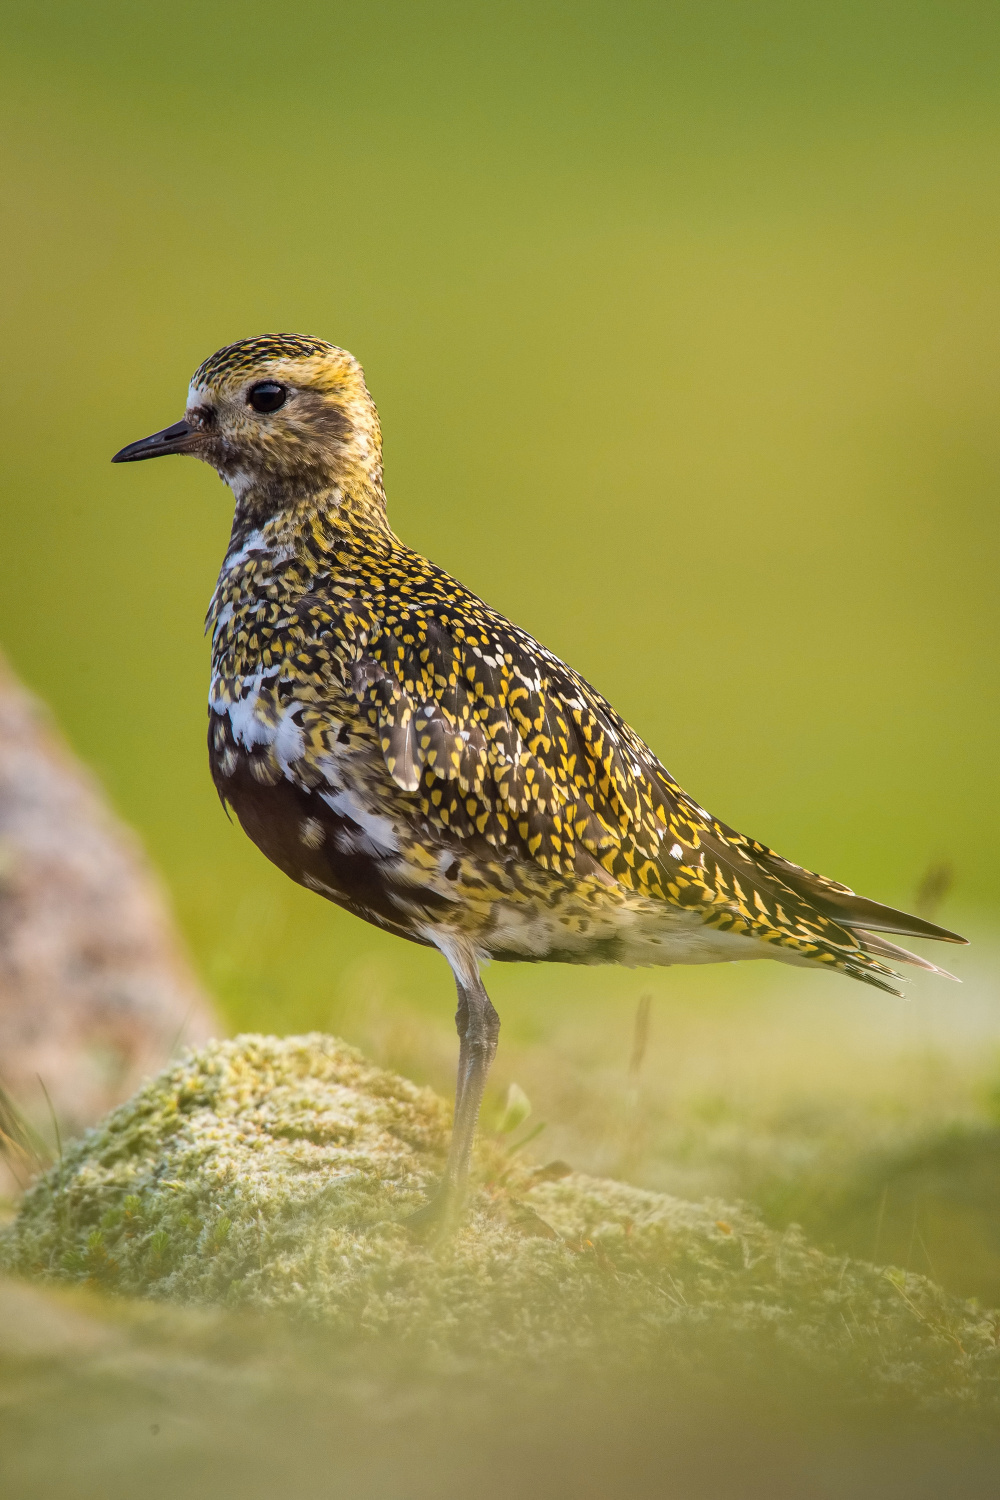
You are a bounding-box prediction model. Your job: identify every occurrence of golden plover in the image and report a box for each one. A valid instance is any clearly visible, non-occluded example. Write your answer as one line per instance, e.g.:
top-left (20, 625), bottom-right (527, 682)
top-left (113, 334), bottom-right (966, 1216)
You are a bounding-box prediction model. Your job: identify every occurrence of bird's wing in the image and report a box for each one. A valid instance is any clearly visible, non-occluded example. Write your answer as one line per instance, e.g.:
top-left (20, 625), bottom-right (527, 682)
top-left (341, 596), bottom-right (674, 880)
top-left (337, 585), bottom-right (963, 994)
top-left (344, 592), bottom-right (816, 910)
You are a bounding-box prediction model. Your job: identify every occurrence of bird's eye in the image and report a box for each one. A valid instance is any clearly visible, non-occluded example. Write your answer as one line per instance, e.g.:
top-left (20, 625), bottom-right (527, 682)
top-left (248, 381), bottom-right (287, 414)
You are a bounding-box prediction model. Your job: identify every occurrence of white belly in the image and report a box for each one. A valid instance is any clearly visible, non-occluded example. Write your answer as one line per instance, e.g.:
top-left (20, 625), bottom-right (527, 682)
top-left (480, 894), bottom-right (787, 970)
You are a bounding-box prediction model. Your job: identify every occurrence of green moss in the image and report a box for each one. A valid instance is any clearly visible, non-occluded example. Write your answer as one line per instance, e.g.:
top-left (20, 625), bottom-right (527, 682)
top-left (3, 1034), bottom-right (999, 1413)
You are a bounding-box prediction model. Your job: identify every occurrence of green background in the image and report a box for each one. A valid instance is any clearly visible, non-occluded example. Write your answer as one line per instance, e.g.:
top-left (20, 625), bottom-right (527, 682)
top-left (0, 1), bottom-right (996, 1039)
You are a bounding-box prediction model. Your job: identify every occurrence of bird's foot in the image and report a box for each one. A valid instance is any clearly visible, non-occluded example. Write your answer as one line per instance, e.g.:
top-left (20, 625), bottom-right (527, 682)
top-left (405, 1182), bottom-right (464, 1240)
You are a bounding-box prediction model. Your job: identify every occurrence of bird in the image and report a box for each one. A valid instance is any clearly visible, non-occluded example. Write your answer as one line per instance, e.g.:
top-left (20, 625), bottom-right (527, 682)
top-left (112, 333), bottom-right (967, 1219)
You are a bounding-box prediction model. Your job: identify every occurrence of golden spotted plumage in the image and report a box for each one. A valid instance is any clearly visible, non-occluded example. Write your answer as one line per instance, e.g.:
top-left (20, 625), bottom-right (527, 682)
top-left (113, 333), bottom-right (966, 1209)
top-left (206, 498), bottom-right (941, 988)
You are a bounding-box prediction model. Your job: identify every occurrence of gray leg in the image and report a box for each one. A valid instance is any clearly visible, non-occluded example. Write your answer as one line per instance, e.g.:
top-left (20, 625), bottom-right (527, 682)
top-left (445, 971), bottom-right (500, 1199)
top-left (410, 939), bottom-right (500, 1226)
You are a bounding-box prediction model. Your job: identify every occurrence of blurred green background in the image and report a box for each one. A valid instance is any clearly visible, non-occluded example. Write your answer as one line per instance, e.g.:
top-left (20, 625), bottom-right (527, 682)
top-left (0, 1), bottom-right (996, 1057)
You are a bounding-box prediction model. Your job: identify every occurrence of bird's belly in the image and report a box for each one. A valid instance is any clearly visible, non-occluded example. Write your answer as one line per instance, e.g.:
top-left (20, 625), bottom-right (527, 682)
top-left (209, 728), bottom-right (456, 947)
top-left (481, 891), bottom-right (777, 969)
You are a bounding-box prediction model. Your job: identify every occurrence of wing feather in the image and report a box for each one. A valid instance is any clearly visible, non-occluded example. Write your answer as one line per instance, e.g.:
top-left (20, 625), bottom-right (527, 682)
top-left (320, 568), bottom-right (963, 989)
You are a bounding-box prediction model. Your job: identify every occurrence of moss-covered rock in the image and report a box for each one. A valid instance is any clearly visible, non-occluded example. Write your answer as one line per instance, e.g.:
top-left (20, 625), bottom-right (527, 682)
top-left (3, 1033), bottom-right (999, 1413)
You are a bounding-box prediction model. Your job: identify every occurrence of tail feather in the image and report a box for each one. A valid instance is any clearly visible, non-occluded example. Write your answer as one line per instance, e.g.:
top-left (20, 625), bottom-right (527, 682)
top-left (752, 849), bottom-right (967, 946)
top-left (857, 929), bottom-right (959, 981)
top-left (662, 793), bottom-right (966, 994)
top-left (837, 954), bottom-right (906, 997)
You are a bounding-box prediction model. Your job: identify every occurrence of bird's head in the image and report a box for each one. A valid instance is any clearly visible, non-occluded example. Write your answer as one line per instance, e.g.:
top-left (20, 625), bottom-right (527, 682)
top-left (112, 334), bottom-right (384, 519)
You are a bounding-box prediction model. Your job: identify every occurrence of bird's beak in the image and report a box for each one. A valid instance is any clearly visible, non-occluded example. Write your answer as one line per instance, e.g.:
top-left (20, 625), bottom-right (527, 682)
top-left (111, 419), bottom-right (199, 463)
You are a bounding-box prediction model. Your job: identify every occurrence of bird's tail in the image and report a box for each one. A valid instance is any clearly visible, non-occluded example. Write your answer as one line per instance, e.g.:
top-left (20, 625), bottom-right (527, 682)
top-left (749, 844), bottom-right (967, 985)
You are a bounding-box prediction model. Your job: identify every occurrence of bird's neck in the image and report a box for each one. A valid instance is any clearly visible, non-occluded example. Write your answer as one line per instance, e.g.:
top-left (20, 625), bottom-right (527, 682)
top-left (223, 474), bottom-right (398, 579)
top-left (227, 473), bottom-right (394, 559)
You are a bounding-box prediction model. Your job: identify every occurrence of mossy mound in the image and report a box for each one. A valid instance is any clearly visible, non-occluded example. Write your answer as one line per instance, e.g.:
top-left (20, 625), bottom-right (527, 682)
top-left (3, 1034), bottom-right (999, 1411)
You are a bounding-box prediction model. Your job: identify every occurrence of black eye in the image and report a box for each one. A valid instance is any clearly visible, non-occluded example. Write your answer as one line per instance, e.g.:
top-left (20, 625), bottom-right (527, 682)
top-left (248, 381), bottom-right (287, 414)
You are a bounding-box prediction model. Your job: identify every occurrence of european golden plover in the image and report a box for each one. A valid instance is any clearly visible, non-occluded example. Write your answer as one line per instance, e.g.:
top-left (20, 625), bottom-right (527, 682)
top-left (113, 334), bottom-right (966, 1217)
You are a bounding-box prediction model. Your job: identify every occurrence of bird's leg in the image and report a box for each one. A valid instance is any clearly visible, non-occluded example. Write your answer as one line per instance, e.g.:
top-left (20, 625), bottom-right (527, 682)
top-left (409, 953), bottom-right (500, 1229)
top-left (445, 969), bottom-right (500, 1200)
top-left (453, 984), bottom-right (471, 1118)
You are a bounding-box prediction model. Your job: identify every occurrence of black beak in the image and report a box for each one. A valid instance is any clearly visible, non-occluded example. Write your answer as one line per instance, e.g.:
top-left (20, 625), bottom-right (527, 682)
top-left (111, 419), bottom-right (198, 463)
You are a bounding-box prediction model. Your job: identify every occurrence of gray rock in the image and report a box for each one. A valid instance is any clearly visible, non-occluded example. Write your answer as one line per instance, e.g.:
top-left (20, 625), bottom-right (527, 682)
top-left (0, 653), bottom-right (218, 1191)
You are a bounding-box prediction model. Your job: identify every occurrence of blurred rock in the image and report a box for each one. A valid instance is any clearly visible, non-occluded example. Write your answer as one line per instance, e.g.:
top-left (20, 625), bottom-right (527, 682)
top-left (0, 653), bottom-right (218, 1192)
top-left (4, 1033), bottom-right (999, 1416)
